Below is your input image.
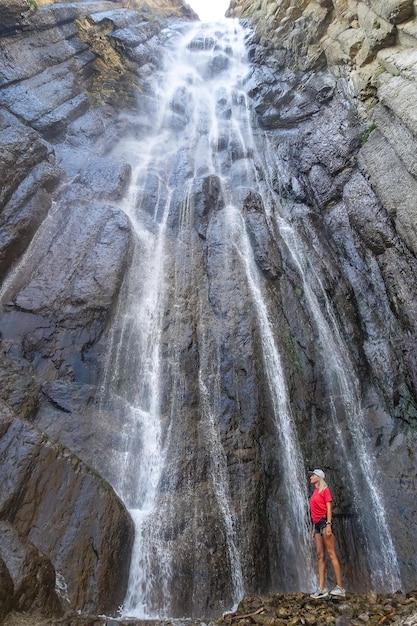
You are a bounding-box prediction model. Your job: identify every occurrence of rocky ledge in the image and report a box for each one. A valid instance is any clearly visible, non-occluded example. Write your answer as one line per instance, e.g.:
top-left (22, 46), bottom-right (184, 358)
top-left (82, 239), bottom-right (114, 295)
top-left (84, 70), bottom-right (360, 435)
top-left (3, 592), bottom-right (417, 625)
top-left (227, 0), bottom-right (417, 118)
top-left (227, 0), bottom-right (417, 307)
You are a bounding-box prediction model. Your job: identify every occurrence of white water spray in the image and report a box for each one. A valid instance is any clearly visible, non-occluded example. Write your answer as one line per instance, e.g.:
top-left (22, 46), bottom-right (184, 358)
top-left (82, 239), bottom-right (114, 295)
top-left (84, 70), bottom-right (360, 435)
top-left (99, 12), bottom-right (402, 619)
top-left (277, 222), bottom-right (402, 590)
top-left (225, 206), bottom-right (316, 589)
top-left (101, 20), bottom-right (259, 618)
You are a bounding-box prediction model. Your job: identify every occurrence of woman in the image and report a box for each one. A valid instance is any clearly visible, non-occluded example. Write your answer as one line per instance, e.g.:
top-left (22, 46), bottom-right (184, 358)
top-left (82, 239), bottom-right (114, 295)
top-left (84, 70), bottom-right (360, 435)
top-left (309, 469), bottom-right (345, 598)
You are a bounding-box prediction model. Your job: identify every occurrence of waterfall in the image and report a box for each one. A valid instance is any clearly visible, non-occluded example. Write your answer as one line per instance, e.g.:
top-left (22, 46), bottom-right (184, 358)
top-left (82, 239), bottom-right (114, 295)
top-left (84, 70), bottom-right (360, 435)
top-left (101, 20), bottom-right (266, 618)
top-left (276, 221), bottom-right (402, 590)
top-left (99, 14), bottom-right (402, 620)
top-left (224, 206), bottom-right (315, 589)
top-left (251, 135), bottom-right (402, 591)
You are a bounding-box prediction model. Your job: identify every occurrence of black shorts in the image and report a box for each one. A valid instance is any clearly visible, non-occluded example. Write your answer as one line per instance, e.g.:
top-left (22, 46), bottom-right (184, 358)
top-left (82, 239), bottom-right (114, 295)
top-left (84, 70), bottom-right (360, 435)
top-left (314, 518), bottom-right (328, 535)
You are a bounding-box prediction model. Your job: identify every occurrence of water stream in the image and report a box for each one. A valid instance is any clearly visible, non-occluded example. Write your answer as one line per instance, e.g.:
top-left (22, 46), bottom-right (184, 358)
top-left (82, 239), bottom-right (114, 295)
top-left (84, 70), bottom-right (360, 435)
top-left (102, 20), bottom-right (260, 617)
top-left (99, 16), bottom-right (402, 619)
top-left (276, 221), bottom-right (402, 590)
top-left (253, 137), bottom-right (402, 590)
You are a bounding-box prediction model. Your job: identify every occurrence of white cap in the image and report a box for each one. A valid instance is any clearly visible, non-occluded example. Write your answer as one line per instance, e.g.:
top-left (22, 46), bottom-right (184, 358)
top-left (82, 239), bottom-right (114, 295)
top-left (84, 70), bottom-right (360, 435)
top-left (309, 469), bottom-right (325, 479)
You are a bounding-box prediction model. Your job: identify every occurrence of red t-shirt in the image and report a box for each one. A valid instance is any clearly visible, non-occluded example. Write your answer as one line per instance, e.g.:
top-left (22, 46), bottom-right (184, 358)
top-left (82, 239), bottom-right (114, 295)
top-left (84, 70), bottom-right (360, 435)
top-left (310, 487), bottom-right (332, 523)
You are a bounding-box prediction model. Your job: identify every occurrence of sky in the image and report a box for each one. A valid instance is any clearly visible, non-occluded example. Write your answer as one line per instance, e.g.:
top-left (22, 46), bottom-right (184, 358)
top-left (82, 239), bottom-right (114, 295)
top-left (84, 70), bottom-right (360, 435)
top-left (187, 0), bottom-right (230, 21)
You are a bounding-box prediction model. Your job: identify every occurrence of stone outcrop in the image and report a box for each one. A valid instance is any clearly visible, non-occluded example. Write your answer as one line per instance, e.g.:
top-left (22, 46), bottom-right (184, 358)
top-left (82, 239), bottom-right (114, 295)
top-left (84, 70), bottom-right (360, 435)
top-left (225, 0), bottom-right (417, 262)
top-left (0, 406), bottom-right (134, 615)
top-left (226, 0), bottom-right (417, 118)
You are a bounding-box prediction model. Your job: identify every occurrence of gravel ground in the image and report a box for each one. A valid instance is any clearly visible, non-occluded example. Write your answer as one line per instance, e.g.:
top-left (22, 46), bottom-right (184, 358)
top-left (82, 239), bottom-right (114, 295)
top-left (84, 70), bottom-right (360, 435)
top-left (3, 592), bottom-right (417, 626)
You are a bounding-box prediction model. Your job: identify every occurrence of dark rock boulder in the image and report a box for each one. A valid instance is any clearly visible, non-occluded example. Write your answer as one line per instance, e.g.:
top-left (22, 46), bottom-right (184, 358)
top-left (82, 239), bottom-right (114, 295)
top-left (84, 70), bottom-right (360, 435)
top-left (0, 521), bottom-right (63, 618)
top-left (0, 406), bottom-right (134, 615)
top-left (0, 555), bottom-right (14, 622)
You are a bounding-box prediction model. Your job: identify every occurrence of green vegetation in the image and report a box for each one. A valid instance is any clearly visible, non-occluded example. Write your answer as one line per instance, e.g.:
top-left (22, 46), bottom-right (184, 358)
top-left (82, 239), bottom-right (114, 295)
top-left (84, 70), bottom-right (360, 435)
top-left (361, 123), bottom-right (376, 145)
top-left (28, 0), bottom-right (38, 9)
top-left (92, 95), bottom-right (104, 107)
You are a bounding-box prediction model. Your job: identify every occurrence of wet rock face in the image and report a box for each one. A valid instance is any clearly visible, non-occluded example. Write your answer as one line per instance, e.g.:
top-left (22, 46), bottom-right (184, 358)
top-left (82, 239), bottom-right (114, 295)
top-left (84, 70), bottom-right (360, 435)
top-left (0, 556), bottom-right (14, 622)
top-left (1, 0), bottom-right (417, 622)
top-left (0, 111), bottom-right (61, 281)
top-left (0, 0), bottom-right (186, 620)
top-left (242, 25), bottom-right (417, 594)
top-left (242, 191), bottom-right (283, 279)
top-left (0, 408), bottom-right (134, 615)
top-left (230, 0), bottom-right (417, 522)
top-left (0, 521), bottom-right (63, 617)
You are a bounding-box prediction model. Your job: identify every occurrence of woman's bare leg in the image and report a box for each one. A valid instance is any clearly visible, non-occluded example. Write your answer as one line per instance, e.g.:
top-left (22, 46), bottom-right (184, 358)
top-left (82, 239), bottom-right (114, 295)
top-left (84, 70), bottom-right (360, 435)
top-left (323, 532), bottom-right (343, 588)
top-left (314, 533), bottom-right (326, 589)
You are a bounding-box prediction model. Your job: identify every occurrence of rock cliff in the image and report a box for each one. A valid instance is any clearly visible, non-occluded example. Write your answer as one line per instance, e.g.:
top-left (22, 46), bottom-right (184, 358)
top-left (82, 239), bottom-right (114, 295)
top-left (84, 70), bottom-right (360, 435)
top-left (0, 0), bottom-right (417, 622)
top-left (222, 0), bottom-right (417, 597)
top-left (0, 0), bottom-right (195, 620)
top-left (226, 0), bottom-right (417, 253)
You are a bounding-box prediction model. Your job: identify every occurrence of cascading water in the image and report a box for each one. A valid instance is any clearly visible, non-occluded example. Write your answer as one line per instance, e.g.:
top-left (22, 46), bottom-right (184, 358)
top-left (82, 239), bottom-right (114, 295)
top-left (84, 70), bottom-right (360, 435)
top-left (101, 20), bottom-right (270, 618)
top-left (99, 14), bottom-right (403, 621)
top-left (250, 134), bottom-right (402, 591)
top-left (224, 206), bottom-right (315, 589)
top-left (275, 221), bottom-right (402, 590)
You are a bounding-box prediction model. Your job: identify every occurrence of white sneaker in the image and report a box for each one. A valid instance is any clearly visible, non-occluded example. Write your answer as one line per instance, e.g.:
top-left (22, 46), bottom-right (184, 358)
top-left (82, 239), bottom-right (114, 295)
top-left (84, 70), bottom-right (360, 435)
top-left (330, 585), bottom-right (346, 597)
top-left (310, 588), bottom-right (329, 599)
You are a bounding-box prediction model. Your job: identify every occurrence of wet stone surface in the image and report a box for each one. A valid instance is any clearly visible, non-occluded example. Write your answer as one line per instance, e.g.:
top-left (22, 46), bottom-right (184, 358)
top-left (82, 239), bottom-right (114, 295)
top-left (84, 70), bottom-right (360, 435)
top-left (1, 0), bottom-right (417, 621)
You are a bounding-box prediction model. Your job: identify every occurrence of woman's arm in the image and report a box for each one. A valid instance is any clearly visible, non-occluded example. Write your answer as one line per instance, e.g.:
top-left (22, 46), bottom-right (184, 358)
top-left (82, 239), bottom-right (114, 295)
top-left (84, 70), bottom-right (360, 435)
top-left (326, 501), bottom-right (332, 525)
top-left (325, 501), bottom-right (333, 536)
